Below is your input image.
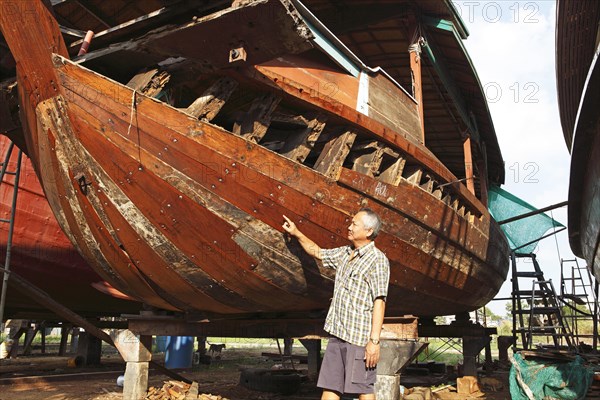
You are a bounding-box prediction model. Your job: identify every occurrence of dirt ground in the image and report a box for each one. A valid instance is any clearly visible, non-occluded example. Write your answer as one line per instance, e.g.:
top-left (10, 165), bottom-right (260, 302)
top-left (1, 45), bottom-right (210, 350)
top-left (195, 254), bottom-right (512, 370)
top-left (0, 347), bottom-right (513, 400)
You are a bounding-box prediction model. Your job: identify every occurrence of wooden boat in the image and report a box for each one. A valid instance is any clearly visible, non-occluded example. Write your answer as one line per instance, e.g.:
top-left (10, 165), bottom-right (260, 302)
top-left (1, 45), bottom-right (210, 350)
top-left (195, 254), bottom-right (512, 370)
top-left (0, 0), bottom-right (509, 318)
top-left (0, 135), bottom-right (141, 318)
top-left (556, 0), bottom-right (600, 281)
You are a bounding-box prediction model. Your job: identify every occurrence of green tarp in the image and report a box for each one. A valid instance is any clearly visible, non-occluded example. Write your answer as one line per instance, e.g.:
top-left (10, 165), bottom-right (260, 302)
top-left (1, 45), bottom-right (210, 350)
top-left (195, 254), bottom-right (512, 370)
top-left (510, 352), bottom-right (595, 400)
top-left (488, 186), bottom-right (564, 253)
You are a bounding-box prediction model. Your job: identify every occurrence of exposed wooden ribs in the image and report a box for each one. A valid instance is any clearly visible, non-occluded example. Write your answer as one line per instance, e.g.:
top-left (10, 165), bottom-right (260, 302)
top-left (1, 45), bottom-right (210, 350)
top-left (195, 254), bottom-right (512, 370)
top-left (314, 130), bottom-right (356, 180)
top-left (185, 77), bottom-right (238, 121)
top-left (280, 114), bottom-right (327, 163)
top-left (126, 69), bottom-right (170, 97)
top-left (404, 166), bottom-right (423, 185)
top-left (349, 141), bottom-right (385, 177)
top-left (234, 93), bottom-right (281, 143)
top-left (378, 154), bottom-right (406, 186)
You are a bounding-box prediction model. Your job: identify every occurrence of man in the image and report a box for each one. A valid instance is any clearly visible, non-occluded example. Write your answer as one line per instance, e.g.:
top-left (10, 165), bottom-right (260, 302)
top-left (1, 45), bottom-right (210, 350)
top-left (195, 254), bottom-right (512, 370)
top-left (282, 208), bottom-right (390, 400)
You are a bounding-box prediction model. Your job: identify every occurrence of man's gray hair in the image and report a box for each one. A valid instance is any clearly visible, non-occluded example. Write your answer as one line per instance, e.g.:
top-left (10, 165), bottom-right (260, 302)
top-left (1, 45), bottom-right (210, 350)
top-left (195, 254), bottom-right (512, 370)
top-left (359, 207), bottom-right (382, 239)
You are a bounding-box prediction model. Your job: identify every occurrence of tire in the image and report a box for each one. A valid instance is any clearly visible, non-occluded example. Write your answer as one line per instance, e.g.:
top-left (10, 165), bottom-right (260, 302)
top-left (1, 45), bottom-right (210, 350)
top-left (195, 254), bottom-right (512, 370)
top-left (239, 368), bottom-right (302, 395)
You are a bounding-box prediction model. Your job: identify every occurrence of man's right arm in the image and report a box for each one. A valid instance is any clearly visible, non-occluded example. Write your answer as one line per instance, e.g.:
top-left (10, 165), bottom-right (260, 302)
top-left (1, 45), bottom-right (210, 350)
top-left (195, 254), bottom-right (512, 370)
top-left (282, 215), bottom-right (322, 260)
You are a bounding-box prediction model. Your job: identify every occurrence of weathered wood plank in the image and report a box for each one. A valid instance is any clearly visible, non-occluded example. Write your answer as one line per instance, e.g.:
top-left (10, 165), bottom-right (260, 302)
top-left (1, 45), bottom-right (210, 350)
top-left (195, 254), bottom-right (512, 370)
top-left (36, 97), bottom-right (176, 309)
top-left (314, 130), bottom-right (356, 180)
top-left (185, 77), bottom-right (238, 121)
top-left (379, 156), bottom-right (406, 186)
top-left (125, 69), bottom-right (170, 97)
top-left (280, 114), bottom-right (327, 163)
top-left (249, 66), bottom-right (489, 217)
top-left (404, 166), bottom-right (423, 185)
top-left (64, 92), bottom-right (325, 312)
top-left (234, 93), bottom-right (281, 143)
top-left (350, 141), bottom-right (385, 177)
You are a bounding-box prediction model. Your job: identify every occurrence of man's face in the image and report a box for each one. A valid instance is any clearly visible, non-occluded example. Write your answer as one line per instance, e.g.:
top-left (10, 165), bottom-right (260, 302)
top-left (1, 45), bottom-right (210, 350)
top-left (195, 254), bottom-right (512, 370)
top-left (347, 211), bottom-right (373, 242)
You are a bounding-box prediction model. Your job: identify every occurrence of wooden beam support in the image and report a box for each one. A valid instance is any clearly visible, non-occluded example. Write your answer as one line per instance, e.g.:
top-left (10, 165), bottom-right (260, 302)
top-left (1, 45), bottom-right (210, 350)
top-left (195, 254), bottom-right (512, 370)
top-left (463, 136), bottom-right (475, 195)
top-left (408, 14), bottom-right (425, 142)
top-left (185, 77), bottom-right (238, 121)
top-left (0, 267), bottom-right (190, 384)
top-left (314, 130), bottom-right (357, 180)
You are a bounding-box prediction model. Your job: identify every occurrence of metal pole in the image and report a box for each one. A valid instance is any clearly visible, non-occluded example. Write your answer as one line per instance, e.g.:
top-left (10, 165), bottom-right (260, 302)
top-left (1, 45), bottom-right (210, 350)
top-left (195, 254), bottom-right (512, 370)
top-left (511, 227), bottom-right (567, 252)
top-left (497, 201), bottom-right (568, 225)
top-left (0, 146), bottom-right (20, 331)
top-left (594, 280), bottom-right (599, 351)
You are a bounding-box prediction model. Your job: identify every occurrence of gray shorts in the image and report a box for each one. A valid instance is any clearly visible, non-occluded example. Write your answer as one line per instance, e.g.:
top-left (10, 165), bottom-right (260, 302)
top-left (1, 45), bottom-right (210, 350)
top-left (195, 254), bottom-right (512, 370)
top-left (317, 337), bottom-right (376, 395)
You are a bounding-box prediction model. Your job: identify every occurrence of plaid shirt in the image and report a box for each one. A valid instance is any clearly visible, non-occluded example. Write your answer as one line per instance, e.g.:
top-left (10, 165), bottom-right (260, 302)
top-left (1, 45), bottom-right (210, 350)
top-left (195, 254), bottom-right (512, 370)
top-left (321, 241), bottom-right (390, 346)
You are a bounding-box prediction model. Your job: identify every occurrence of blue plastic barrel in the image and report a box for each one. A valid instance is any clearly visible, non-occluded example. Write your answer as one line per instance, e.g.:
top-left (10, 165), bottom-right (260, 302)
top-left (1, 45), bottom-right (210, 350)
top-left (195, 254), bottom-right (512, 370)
top-left (164, 336), bottom-right (195, 369)
top-left (155, 336), bottom-right (168, 352)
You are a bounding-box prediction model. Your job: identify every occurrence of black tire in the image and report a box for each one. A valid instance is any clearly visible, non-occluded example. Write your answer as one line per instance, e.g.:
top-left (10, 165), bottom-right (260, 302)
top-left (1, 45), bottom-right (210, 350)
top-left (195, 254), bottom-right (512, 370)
top-left (239, 368), bottom-right (302, 395)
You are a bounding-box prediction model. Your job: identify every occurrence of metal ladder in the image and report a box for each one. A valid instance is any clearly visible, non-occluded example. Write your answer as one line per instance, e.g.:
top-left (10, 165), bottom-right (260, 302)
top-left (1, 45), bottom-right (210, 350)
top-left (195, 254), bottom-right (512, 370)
top-left (560, 258), bottom-right (599, 350)
top-left (0, 141), bottom-right (23, 333)
top-left (511, 252), bottom-right (575, 351)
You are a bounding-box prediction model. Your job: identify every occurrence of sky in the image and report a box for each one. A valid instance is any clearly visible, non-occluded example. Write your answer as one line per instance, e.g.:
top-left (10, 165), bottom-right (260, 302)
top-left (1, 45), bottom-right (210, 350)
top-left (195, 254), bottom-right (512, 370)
top-left (452, 0), bottom-right (584, 317)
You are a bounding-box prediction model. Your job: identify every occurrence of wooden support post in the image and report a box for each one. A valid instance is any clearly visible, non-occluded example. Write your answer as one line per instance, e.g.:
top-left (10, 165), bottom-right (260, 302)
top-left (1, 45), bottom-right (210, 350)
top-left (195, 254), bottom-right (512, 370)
top-left (299, 339), bottom-right (321, 381)
top-left (185, 77), bottom-right (238, 121)
top-left (375, 339), bottom-right (427, 400)
top-left (477, 142), bottom-right (489, 206)
top-left (7, 322), bottom-right (27, 358)
top-left (0, 267), bottom-right (190, 384)
top-left (408, 14), bottom-right (425, 142)
top-left (113, 330), bottom-right (152, 400)
top-left (70, 327), bottom-right (80, 354)
top-left (59, 324), bottom-right (71, 356)
top-left (40, 324), bottom-right (46, 354)
top-left (22, 324), bottom-right (40, 355)
top-left (314, 130), bottom-right (356, 180)
top-left (462, 335), bottom-right (491, 377)
top-left (463, 136), bottom-right (475, 195)
top-left (197, 336), bottom-right (206, 356)
top-left (76, 331), bottom-right (103, 365)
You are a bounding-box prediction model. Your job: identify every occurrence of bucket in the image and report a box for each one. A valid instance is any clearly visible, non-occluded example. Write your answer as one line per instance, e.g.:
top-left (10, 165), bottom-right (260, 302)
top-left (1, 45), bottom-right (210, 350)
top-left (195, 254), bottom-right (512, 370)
top-left (164, 336), bottom-right (194, 369)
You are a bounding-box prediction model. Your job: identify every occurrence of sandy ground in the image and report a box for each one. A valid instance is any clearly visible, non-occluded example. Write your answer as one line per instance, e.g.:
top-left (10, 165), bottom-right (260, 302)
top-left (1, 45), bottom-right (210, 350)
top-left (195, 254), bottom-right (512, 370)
top-left (0, 347), bottom-right (513, 400)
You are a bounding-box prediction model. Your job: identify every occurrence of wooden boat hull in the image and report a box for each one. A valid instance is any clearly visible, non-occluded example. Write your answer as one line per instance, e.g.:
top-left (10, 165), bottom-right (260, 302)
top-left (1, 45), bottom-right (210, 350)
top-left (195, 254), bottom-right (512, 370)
top-left (556, 0), bottom-right (600, 279)
top-left (567, 54), bottom-right (600, 280)
top-left (0, 136), bottom-right (141, 318)
top-left (1, 0), bottom-right (510, 318)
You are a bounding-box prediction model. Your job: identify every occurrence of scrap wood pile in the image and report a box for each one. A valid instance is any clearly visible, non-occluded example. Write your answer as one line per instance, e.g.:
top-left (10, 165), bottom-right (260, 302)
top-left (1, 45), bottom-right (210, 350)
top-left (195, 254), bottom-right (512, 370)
top-left (145, 380), bottom-right (229, 400)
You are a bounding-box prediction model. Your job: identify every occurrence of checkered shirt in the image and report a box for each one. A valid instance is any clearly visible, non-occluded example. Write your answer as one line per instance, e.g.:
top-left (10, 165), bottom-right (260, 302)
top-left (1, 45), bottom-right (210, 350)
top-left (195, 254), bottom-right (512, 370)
top-left (320, 241), bottom-right (390, 346)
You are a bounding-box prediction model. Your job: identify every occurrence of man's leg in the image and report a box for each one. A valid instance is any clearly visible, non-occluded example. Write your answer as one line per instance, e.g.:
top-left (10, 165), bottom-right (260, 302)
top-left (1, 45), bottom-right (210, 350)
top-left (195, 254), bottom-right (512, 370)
top-left (359, 394), bottom-right (375, 400)
top-left (321, 389), bottom-right (341, 400)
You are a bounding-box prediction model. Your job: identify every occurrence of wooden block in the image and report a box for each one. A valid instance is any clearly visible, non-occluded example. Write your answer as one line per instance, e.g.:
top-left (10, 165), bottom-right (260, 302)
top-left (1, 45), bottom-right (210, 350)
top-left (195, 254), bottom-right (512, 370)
top-left (457, 376), bottom-right (481, 394)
